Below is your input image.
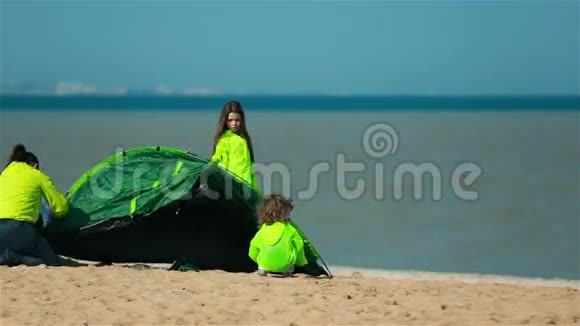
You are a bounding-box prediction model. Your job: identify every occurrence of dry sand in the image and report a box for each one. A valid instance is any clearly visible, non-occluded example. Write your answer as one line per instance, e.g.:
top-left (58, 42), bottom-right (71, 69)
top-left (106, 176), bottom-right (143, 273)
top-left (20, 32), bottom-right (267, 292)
top-left (1, 265), bottom-right (579, 325)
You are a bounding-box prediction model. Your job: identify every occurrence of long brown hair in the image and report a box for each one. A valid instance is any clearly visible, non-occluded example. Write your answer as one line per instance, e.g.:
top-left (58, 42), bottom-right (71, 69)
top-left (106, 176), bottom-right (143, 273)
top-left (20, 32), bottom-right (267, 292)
top-left (212, 100), bottom-right (255, 162)
top-left (258, 194), bottom-right (294, 225)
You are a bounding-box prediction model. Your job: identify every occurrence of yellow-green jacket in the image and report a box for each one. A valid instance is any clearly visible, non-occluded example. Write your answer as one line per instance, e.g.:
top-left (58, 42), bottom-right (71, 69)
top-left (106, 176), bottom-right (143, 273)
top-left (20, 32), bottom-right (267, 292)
top-left (0, 161), bottom-right (69, 224)
top-left (248, 221), bottom-right (308, 272)
top-left (211, 130), bottom-right (259, 191)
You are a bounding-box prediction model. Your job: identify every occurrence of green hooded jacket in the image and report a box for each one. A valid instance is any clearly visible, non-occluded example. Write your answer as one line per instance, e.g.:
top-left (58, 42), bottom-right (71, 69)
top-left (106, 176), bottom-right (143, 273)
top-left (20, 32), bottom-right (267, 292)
top-left (248, 221), bottom-right (308, 272)
top-left (211, 130), bottom-right (259, 192)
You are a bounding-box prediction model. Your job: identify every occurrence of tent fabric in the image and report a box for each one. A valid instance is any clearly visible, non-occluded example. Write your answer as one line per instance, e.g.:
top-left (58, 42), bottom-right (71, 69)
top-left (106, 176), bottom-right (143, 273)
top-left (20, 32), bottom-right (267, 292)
top-left (43, 146), bottom-right (329, 276)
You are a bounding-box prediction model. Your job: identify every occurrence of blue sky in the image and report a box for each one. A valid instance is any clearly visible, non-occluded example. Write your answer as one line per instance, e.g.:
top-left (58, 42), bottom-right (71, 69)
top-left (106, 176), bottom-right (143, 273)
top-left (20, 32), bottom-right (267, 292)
top-left (1, 1), bottom-right (578, 95)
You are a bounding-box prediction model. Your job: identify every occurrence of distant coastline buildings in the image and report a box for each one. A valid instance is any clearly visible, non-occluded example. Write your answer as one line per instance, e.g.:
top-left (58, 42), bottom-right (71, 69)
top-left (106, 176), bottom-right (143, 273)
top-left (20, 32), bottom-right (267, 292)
top-left (0, 81), bottom-right (222, 96)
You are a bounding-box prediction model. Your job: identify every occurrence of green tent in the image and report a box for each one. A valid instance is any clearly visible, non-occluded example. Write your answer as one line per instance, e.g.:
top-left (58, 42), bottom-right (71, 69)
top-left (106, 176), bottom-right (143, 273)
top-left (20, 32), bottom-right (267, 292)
top-left (43, 146), bottom-right (330, 276)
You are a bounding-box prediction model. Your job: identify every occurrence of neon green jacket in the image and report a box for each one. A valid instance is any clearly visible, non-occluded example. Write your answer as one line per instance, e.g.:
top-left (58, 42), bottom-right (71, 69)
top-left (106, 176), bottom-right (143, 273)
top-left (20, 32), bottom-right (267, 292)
top-left (248, 221), bottom-right (308, 272)
top-left (0, 162), bottom-right (69, 224)
top-left (211, 130), bottom-right (259, 191)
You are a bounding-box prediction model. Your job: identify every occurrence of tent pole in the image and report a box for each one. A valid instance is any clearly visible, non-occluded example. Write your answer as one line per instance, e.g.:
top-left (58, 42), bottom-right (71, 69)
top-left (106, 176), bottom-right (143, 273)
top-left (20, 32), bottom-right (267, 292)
top-left (319, 257), bottom-right (333, 279)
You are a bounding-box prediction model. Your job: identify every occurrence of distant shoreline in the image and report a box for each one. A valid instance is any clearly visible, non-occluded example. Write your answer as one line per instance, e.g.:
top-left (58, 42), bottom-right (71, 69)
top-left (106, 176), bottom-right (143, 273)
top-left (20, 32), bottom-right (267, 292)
top-left (1, 94), bottom-right (579, 111)
top-left (64, 258), bottom-right (580, 288)
top-left (327, 265), bottom-right (580, 289)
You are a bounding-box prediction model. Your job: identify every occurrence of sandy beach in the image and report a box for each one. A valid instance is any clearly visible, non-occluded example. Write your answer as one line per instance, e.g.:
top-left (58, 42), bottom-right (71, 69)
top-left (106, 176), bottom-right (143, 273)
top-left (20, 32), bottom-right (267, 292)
top-left (1, 265), bottom-right (579, 325)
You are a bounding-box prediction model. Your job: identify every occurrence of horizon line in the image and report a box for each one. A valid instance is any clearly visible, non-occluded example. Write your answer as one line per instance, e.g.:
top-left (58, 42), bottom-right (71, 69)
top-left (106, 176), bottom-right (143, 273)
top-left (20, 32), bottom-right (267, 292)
top-left (1, 92), bottom-right (579, 98)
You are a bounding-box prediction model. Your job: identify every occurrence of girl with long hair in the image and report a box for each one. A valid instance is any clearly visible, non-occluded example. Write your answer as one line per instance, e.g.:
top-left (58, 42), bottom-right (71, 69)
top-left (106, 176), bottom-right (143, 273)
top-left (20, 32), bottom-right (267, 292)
top-left (211, 100), bottom-right (259, 191)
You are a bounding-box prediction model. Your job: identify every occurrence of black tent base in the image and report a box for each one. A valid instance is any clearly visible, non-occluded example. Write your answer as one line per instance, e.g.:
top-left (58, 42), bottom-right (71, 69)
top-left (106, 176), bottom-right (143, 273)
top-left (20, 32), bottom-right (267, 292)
top-left (45, 193), bottom-right (328, 277)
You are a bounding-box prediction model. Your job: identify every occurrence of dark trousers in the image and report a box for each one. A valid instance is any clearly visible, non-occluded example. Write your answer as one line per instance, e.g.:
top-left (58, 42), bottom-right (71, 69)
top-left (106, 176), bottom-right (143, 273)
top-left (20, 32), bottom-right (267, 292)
top-left (0, 218), bottom-right (62, 266)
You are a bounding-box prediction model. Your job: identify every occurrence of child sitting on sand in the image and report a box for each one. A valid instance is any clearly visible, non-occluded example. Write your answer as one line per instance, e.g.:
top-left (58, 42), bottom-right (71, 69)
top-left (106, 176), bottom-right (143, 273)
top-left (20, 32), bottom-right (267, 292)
top-left (248, 194), bottom-right (308, 277)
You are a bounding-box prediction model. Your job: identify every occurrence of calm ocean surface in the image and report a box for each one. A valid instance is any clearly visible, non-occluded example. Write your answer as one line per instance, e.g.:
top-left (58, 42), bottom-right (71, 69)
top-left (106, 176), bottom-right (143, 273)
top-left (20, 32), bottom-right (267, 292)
top-left (1, 96), bottom-right (578, 280)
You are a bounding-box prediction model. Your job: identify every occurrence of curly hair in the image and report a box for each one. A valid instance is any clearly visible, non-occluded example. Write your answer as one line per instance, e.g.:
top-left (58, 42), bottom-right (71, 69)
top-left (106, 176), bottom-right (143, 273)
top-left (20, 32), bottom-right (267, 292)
top-left (258, 194), bottom-right (294, 225)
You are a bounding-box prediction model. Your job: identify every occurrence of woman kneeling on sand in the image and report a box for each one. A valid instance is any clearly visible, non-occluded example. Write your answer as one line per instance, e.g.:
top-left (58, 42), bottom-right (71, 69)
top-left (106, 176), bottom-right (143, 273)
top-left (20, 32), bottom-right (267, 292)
top-left (0, 144), bottom-right (69, 266)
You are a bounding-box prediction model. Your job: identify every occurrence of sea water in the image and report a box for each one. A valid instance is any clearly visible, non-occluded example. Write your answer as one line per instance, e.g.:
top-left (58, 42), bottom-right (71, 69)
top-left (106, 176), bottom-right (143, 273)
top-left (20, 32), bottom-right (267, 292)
top-left (0, 95), bottom-right (578, 280)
